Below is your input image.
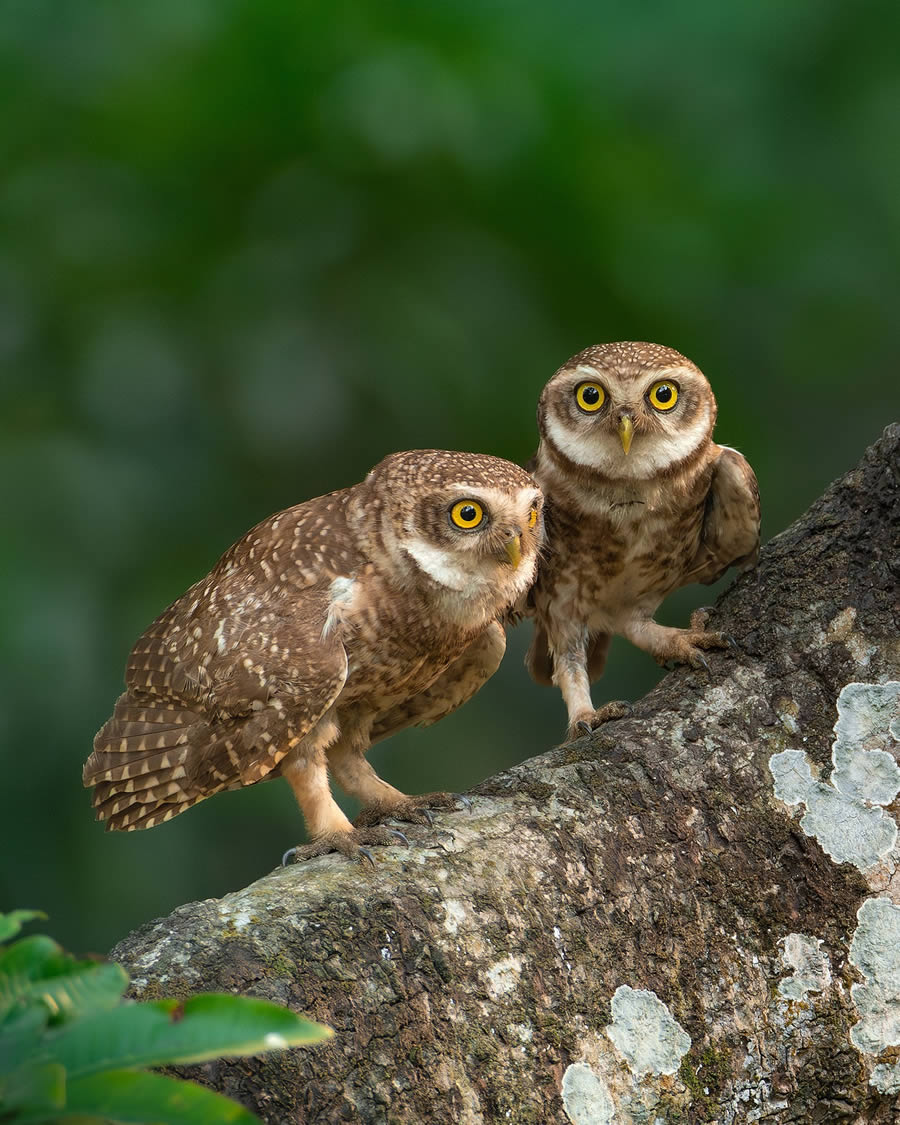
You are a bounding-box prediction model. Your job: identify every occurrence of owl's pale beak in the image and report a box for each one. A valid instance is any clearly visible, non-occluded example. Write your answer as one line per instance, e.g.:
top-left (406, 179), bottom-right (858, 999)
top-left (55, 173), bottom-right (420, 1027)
top-left (618, 414), bottom-right (634, 455)
top-left (504, 535), bottom-right (522, 568)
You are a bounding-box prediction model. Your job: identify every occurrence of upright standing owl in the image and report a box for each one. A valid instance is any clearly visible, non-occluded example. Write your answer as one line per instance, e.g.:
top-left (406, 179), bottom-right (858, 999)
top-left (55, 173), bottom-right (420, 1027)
top-left (527, 342), bottom-right (760, 741)
top-left (84, 450), bottom-right (543, 863)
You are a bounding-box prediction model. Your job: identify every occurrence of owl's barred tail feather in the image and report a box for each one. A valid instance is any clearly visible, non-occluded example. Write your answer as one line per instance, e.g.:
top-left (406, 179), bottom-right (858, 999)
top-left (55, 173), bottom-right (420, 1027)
top-left (84, 691), bottom-right (224, 831)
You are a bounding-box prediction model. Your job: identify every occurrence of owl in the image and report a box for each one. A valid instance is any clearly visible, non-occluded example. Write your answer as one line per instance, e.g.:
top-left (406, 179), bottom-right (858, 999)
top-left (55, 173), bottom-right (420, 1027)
top-left (526, 342), bottom-right (760, 741)
top-left (84, 450), bottom-right (543, 863)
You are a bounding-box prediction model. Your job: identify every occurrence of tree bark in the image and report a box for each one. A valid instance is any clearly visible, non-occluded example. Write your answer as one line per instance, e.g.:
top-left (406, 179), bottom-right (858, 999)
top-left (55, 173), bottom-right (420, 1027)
top-left (111, 425), bottom-right (900, 1125)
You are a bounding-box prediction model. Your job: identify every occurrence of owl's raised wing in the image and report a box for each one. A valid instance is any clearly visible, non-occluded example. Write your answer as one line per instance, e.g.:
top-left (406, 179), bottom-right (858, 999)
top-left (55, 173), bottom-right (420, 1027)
top-left (688, 445), bottom-right (760, 585)
top-left (84, 570), bottom-right (349, 831)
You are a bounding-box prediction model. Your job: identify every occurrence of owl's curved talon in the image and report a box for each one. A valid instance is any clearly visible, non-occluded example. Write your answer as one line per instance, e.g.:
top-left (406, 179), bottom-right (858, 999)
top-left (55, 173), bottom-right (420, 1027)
top-left (281, 847), bottom-right (298, 867)
top-left (455, 794), bottom-right (473, 813)
top-left (567, 700), bottom-right (632, 742)
top-left (695, 652), bottom-right (711, 673)
top-left (358, 847), bottom-right (376, 868)
top-left (389, 828), bottom-right (410, 847)
top-left (421, 808), bottom-right (435, 827)
top-left (724, 633), bottom-right (739, 652)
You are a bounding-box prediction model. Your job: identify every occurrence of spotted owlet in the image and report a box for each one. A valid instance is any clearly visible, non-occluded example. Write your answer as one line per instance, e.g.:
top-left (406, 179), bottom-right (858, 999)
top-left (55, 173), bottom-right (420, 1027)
top-left (526, 342), bottom-right (760, 741)
top-left (84, 450), bottom-right (543, 863)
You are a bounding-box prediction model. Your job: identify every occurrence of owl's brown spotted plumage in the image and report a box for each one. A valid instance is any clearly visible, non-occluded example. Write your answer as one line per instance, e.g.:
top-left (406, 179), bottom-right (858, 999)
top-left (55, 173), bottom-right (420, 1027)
top-left (527, 342), bottom-right (760, 741)
top-left (84, 450), bottom-right (543, 862)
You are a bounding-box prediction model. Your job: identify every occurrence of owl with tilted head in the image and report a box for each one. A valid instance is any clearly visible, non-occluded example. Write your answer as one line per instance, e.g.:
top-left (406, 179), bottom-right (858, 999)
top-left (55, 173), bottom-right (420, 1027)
top-left (527, 341), bottom-right (760, 741)
top-left (84, 449), bottom-right (543, 866)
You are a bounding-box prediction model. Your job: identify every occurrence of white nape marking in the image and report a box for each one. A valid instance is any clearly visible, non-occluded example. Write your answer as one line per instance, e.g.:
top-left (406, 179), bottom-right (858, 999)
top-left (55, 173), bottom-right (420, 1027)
top-left (849, 897), bottom-right (900, 1055)
top-left (605, 985), bottom-right (691, 1078)
top-left (544, 400), bottom-right (712, 480)
top-left (213, 619), bottom-right (227, 655)
top-left (322, 576), bottom-right (357, 637)
top-left (403, 536), bottom-right (487, 592)
top-left (561, 1063), bottom-right (616, 1125)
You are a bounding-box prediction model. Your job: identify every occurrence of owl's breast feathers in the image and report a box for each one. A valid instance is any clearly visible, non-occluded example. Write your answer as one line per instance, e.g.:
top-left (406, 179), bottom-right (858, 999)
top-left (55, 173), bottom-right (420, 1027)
top-left (532, 441), bottom-right (758, 626)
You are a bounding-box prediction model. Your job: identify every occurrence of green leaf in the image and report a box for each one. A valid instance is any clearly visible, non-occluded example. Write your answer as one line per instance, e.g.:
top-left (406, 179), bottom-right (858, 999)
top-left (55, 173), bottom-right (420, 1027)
top-left (44, 993), bottom-right (332, 1078)
top-left (0, 937), bottom-right (127, 1024)
top-left (0, 912), bottom-right (47, 944)
top-left (13, 1068), bottom-right (261, 1124)
top-left (0, 1004), bottom-right (49, 1070)
top-left (0, 1060), bottom-right (65, 1115)
top-left (0, 936), bottom-right (63, 984)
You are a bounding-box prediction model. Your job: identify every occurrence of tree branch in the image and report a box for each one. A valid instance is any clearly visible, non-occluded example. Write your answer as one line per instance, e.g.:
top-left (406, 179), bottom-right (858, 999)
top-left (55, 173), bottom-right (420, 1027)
top-left (111, 425), bottom-right (900, 1124)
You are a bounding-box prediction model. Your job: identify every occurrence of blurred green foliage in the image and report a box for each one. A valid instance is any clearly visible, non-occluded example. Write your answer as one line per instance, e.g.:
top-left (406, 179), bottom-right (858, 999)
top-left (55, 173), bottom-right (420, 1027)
top-left (1, 1), bottom-right (898, 954)
top-left (0, 910), bottom-right (330, 1123)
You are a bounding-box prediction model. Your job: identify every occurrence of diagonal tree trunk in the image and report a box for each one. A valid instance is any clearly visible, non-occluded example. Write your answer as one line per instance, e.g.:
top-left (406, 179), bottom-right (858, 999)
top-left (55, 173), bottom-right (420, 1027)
top-left (111, 425), bottom-right (900, 1125)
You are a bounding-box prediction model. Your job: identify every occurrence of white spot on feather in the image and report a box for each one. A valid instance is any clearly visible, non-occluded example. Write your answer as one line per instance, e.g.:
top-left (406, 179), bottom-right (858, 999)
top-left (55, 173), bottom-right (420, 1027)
top-left (322, 576), bottom-right (356, 637)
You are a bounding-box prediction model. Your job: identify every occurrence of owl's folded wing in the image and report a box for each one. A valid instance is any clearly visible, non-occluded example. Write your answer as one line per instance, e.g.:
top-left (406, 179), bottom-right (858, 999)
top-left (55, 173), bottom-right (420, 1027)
top-left (84, 581), bottom-right (348, 830)
top-left (689, 445), bottom-right (761, 586)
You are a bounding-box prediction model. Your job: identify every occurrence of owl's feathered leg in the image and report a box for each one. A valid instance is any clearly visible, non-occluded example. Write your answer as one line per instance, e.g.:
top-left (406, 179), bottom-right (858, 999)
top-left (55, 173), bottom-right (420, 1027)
top-left (280, 737), bottom-right (408, 865)
top-left (328, 737), bottom-right (467, 830)
top-left (622, 608), bottom-right (733, 670)
top-left (550, 630), bottom-right (632, 742)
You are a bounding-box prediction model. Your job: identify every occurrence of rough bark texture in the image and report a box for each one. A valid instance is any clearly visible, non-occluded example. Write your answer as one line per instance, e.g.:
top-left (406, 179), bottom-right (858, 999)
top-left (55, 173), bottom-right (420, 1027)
top-left (111, 426), bottom-right (900, 1125)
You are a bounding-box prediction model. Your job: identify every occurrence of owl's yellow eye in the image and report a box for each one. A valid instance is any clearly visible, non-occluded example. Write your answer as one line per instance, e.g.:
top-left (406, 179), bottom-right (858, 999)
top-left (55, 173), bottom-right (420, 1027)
top-left (575, 381), bottom-right (605, 413)
top-left (450, 500), bottom-right (485, 530)
top-left (648, 381), bottom-right (679, 411)
top-left (527, 506), bottom-right (538, 530)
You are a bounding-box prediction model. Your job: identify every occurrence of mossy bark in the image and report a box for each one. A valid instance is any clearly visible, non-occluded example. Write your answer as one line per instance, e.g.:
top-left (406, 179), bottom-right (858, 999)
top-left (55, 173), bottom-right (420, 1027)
top-left (111, 425), bottom-right (900, 1124)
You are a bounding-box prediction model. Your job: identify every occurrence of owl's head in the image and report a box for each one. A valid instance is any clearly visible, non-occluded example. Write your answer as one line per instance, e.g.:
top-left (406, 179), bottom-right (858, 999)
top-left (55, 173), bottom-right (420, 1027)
top-left (537, 342), bottom-right (716, 482)
top-left (361, 450), bottom-right (543, 612)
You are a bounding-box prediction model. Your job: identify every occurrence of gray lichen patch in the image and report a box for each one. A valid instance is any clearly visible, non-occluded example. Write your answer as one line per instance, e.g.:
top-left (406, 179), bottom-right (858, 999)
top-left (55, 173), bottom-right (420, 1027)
top-left (832, 681), bottom-right (900, 804)
top-left (769, 681), bottom-right (900, 871)
top-left (605, 985), bottom-right (691, 1078)
top-left (770, 751), bottom-right (897, 868)
top-left (823, 606), bottom-right (877, 666)
top-left (778, 933), bottom-right (832, 1001)
top-left (848, 897), bottom-right (900, 1055)
top-left (870, 1059), bottom-right (900, 1095)
top-left (561, 1063), bottom-right (616, 1125)
top-left (484, 955), bottom-right (523, 1000)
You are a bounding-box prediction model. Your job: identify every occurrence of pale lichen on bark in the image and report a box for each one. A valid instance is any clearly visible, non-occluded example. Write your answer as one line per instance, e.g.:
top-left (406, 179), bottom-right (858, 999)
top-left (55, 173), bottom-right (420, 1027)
top-left (110, 425), bottom-right (900, 1123)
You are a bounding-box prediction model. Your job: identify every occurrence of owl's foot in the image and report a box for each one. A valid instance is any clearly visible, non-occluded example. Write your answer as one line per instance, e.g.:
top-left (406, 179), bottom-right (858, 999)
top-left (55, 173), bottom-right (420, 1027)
top-left (282, 825), bottom-right (410, 868)
top-left (653, 615), bottom-right (735, 671)
top-left (566, 700), bottom-right (633, 742)
top-left (354, 791), bottom-right (471, 830)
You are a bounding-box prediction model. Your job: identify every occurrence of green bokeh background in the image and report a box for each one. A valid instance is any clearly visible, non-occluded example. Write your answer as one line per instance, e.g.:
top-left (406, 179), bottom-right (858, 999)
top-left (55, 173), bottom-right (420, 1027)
top-left (2, 1), bottom-right (898, 954)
